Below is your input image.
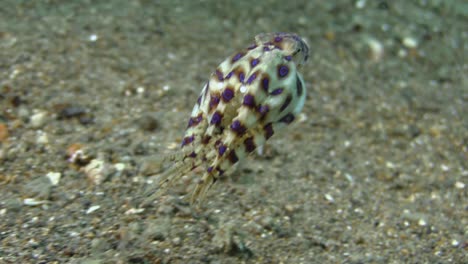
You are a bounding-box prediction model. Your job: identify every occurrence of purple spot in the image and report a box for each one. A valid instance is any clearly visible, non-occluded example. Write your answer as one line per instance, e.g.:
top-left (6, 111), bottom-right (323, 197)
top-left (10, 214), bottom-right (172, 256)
top-left (230, 120), bottom-right (246, 135)
top-left (274, 36), bottom-right (283, 42)
top-left (210, 111), bottom-right (222, 125)
top-left (251, 58), bottom-right (260, 67)
top-left (197, 95), bottom-right (202, 105)
top-left (187, 118), bottom-right (194, 127)
top-left (261, 77), bottom-right (269, 92)
top-left (263, 46), bottom-right (271, 51)
top-left (284, 55), bottom-right (292, 61)
top-left (216, 69), bottom-right (224, 81)
top-left (246, 73), bottom-right (257, 84)
top-left (207, 166), bottom-right (213, 173)
top-left (279, 113), bottom-right (295, 124)
top-left (218, 144), bottom-right (227, 156)
top-left (181, 135), bottom-right (195, 147)
top-left (258, 105), bottom-right (269, 116)
top-left (232, 52), bottom-right (244, 62)
top-left (243, 94), bottom-right (256, 107)
top-left (188, 114), bottom-right (203, 127)
top-left (222, 88), bottom-right (234, 102)
top-left (238, 72), bottom-right (245, 83)
top-left (209, 95), bottom-right (220, 109)
top-left (196, 114), bottom-right (203, 123)
top-left (217, 168), bottom-right (225, 176)
top-left (264, 123), bottom-right (274, 139)
top-left (271, 88), bottom-right (283, 95)
top-left (188, 151), bottom-right (197, 158)
top-left (278, 65), bottom-right (289, 78)
top-left (225, 71), bottom-right (234, 79)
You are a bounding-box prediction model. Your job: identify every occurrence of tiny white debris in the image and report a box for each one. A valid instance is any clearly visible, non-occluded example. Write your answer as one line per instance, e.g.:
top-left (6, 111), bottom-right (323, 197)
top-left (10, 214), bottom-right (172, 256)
top-left (366, 37), bottom-right (384, 61)
top-left (343, 140), bottom-right (351, 147)
top-left (440, 164), bottom-right (449, 171)
top-left (124, 208), bottom-right (145, 215)
top-left (69, 231), bottom-right (80, 237)
top-left (344, 173), bottom-right (354, 184)
top-left (167, 142), bottom-right (178, 150)
top-left (0, 208), bottom-right (6, 215)
top-left (455, 181), bottom-right (465, 189)
top-left (239, 85), bottom-right (247, 93)
top-left (89, 34), bottom-right (98, 42)
top-left (298, 113), bottom-right (307, 123)
top-left (354, 208), bottom-right (364, 214)
top-left (86, 205), bottom-right (101, 214)
top-left (217, 81), bottom-right (225, 90)
top-left (114, 163), bottom-right (126, 171)
top-left (402, 37), bottom-right (418, 48)
top-left (162, 85), bottom-right (170, 91)
top-left (418, 218), bottom-right (427, 226)
top-left (36, 131), bottom-right (49, 145)
top-left (167, 53), bottom-right (176, 60)
top-left (23, 198), bottom-right (48, 206)
top-left (324, 193), bottom-right (334, 203)
top-left (46, 172), bottom-right (61, 186)
top-left (451, 239), bottom-right (459, 247)
top-left (9, 68), bottom-right (21, 79)
top-left (136, 86), bottom-right (145, 94)
top-left (355, 0), bottom-right (366, 9)
top-left (386, 161), bottom-right (396, 169)
top-left (398, 49), bottom-right (407, 58)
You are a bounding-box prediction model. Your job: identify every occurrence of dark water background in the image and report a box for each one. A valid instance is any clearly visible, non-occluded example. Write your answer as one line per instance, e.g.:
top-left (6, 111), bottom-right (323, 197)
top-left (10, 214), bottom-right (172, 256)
top-left (0, 1), bottom-right (466, 263)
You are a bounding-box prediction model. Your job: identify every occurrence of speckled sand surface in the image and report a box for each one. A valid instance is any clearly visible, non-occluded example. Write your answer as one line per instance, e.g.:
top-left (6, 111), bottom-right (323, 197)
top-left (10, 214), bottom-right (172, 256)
top-left (0, 1), bottom-right (467, 263)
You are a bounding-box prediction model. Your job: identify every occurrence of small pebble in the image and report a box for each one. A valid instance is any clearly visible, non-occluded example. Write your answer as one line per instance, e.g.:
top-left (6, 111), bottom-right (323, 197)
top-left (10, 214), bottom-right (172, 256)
top-left (83, 158), bottom-right (109, 185)
top-left (30, 111), bottom-right (48, 128)
top-left (46, 172), bottom-right (61, 186)
top-left (36, 131), bottom-right (49, 145)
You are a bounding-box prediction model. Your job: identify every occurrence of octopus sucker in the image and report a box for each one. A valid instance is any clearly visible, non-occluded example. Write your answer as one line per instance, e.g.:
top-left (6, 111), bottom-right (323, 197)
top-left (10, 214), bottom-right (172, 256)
top-left (145, 32), bottom-right (309, 205)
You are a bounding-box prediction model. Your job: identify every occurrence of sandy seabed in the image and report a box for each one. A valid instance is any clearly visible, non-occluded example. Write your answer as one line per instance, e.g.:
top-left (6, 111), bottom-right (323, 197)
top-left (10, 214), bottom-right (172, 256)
top-left (0, 1), bottom-right (466, 263)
